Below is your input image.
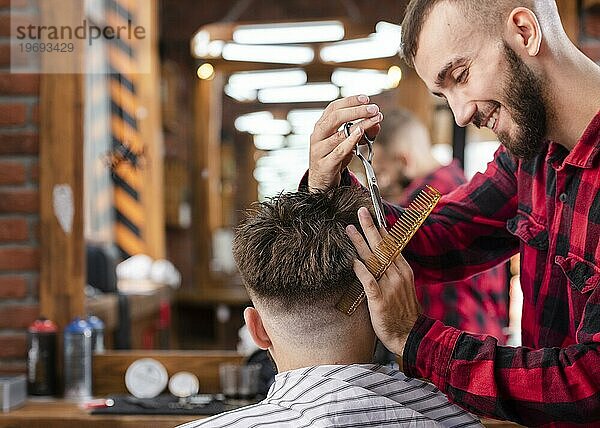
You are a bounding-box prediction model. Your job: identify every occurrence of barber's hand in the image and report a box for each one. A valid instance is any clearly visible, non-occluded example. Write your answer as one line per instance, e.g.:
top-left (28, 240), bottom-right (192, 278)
top-left (346, 207), bottom-right (421, 356)
top-left (308, 95), bottom-right (383, 191)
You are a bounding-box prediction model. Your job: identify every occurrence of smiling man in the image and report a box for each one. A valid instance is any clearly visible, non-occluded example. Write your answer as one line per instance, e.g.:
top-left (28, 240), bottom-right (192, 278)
top-left (305, 0), bottom-right (600, 425)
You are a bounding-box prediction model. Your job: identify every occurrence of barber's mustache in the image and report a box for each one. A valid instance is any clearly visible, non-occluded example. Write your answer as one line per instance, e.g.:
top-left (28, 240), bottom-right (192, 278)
top-left (472, 101), bottom-right (501, 128)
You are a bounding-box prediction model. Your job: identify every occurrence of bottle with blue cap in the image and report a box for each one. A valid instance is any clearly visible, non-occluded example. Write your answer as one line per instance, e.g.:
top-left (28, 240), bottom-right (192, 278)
top-left (86, 315), bottom-right (105, 354)
top-left (63, 317), bottom-right (93, 400)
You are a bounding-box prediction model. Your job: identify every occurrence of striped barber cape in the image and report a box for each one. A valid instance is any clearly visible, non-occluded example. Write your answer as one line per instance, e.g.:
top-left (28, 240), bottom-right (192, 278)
top-left (178, 364), bottom-right (482, 427)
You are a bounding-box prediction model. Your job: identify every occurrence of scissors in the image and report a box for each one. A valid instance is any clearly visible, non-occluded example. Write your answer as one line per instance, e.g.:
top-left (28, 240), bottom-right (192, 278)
top-left (343, 122), bottom-right (387, 229)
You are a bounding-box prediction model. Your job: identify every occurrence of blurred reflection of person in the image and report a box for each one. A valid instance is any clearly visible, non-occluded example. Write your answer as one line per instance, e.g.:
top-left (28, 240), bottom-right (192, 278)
top-left (373, 109), bottom-right (508, 341)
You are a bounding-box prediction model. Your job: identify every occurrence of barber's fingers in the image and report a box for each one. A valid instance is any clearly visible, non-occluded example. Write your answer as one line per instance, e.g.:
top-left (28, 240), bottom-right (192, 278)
top-left (353, 259), bottom-right (382, 301)
top-left (312, 112), bottom-right (383, 159)
top-left (321, 126), bottom-right (363, 167)
top-left (357, 207), bottom-right (383, 250)
top-left (346, 224), bottom-right (372, 261)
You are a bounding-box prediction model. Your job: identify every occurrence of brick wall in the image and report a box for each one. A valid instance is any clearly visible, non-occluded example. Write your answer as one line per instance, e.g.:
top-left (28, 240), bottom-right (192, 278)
top-left (581, 2), bottom-right (600, 62)
top-left (0, 0), bottom-right (40, 375)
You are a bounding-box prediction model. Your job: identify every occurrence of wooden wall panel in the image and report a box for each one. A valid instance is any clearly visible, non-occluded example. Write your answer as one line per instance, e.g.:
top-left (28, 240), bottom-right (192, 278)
top-left (136, 0), bottom-right (166, 259)
top-left (39, 0), bottom-right (85, 327)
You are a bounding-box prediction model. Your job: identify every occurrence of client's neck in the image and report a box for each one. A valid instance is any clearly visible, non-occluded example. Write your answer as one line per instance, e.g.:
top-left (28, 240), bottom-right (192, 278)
top-left (271, 336), bottom-right (376, 373)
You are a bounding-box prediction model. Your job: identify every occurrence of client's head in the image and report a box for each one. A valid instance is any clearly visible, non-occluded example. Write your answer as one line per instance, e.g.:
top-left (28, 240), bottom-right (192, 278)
top-left (233, 187), bottom-right (377, 371)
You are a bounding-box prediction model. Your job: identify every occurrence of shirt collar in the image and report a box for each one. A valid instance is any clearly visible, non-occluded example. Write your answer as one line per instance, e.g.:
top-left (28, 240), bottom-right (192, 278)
top-left (547, 110), bottom-right (600, 169)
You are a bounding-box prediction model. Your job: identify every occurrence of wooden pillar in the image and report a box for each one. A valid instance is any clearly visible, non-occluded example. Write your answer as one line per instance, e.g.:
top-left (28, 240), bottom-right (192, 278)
top-left (193, 71), bottom-right (224, 287)
top-left (39, 1), bottom-right (85, 326)
top-left (136, 0), bottom-right (165, 259)
top-left (395, 67), bottom-right (434, 135)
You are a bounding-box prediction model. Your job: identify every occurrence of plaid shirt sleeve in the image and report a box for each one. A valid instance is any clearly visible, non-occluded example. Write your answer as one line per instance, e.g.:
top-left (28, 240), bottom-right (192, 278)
top-left (402, 312), bottom-right (600, 425)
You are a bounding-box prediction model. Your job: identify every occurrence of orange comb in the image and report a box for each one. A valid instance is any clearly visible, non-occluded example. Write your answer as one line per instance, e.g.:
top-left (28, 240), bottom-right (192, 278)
top-left (336, 185), bottom-right (442, 316)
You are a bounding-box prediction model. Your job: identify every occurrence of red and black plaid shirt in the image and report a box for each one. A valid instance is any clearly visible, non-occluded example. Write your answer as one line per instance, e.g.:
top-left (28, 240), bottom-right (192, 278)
top-left (385, 111), bottom-right (600, 426)
top-left (398, 160), bottom-right (509, 342)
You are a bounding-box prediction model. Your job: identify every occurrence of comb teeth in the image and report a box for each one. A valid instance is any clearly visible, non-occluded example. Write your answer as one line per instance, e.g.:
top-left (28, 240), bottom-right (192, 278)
top-left (337, 186), bottom-right (441, 316)
top-left (335, 278), bottom-right (366, 315)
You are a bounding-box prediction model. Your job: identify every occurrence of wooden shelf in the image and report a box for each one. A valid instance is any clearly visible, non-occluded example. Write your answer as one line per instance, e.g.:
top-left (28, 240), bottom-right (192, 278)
top-left (176, 287), bottom-right (250, 305)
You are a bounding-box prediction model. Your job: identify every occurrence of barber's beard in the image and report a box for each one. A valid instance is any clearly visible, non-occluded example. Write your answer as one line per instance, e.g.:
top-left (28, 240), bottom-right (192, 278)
top-left (497, 42), bottom-right (548, 160)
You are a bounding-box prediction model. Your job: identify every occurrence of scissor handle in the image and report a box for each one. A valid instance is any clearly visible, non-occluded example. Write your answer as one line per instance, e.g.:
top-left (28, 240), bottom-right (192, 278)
top-left (343, 122), bottom-right (375, 160)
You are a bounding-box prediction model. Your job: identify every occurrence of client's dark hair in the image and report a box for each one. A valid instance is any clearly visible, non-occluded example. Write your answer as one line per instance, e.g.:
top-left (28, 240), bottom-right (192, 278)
top-left (232, 187), bottom-right (373, 309)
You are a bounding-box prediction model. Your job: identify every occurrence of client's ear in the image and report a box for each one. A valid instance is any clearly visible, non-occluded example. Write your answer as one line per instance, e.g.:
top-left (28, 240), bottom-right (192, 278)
top-left (244, 307), bottom-right (273, 350)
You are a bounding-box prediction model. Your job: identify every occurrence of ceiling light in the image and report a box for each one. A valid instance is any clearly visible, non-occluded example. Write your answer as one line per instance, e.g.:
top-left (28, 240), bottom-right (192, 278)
top-left (387, 65), bottom-right (402, 87)
top-left (287, 109), bottom-right (323, 134)
top-left (258, 83), bottom-right (339, 103)
top-left (222, 43), bottom-right (314, 64)
top-left (207, 40), bottom-right (225, 57)
top-left (375, 21), bottom-right (402, 36)
top-left (233, 20), bottom-right (345, 44)
top-left (235, 112), bottom-right (291, 135)
top-left (224, 84), bottom-right (257, 102)
top-left (234, 112), bottom-right (273, 132)
top-left (196, 63), bottom-right (215, 80)
top-left (340, 85), bottom-right (383, 97)
top-left (286, 134), bottom-right (310, 148)
top-left (228, 69), bottom-right (307, 90)
top-left (253, 135), bottom-right (286, 150)
top-left (332, 68), bottom-right (390, 88)
top-left (191, 30), bottom-right (210, 57)
top-left (320, 34), bottom-right (400, 63)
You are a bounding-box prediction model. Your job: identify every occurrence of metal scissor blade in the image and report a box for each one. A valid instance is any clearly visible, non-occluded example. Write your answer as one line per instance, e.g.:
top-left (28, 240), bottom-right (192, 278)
top-left (362, 161), bottom-right (387, 229)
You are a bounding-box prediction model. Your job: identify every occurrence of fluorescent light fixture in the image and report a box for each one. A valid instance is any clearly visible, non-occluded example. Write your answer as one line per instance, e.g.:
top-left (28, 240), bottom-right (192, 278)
top-left (228, 69), bottom-right (307, 90)
top-left (192, 30), bottom-right (210, 57)
top-left (235, 112), bottom-right (291, 135)
top-left (233, 20), bottom-right (345, 44)
top-left (340, 85), bottom-right (383, 97)
top-left (258, 83), bottom-right (339, 103)
top-left (287, 134), bottom-right (310, 148)
top-left (253, 135), bottom-right (286, 150)
top-left (332, 68), bottom-right (402, 97)
top-left (332, 68), bottom-right (392, 88)
top-left (234, 111), bottom-right (273, 132)
top-left (286, 109), bottom-right (323, 124)
top-left (224, 84), bottom-right (257, 102)
top-left (207, 40), bottom-right (225, 57)
top-left (222, 43), bottom-right (314, 64)
top-left (287, 109), bottom-right (323, 134)
top-left (319, 22), bottom-right (401, 63)
top-left (375, 21), bottom-right (402, 36)
top-left (320, 34), bottom-right (401, 62)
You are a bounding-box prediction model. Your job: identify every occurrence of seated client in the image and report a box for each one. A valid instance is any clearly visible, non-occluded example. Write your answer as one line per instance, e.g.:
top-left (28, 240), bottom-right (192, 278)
top-left (179, 188), bottom-right (481, 427)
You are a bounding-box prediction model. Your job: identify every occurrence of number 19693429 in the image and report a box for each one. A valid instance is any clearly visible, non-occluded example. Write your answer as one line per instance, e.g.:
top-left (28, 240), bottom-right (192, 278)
top-left (19, 42), bottom-right (75, 53)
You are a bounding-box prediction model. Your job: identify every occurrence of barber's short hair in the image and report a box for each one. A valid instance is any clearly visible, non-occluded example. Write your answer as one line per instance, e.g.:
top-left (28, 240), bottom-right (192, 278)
top-left (401, 0), bottom-right (538, 68)
top-left (232, 187), bottom-right (373, 310)
top-left (376, 108), bottom-right (425, 149)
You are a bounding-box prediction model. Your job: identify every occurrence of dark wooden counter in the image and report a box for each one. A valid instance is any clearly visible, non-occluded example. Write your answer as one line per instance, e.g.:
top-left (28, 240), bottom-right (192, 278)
top-left (0, 400), bottom-right (520, 428)
top-left (0, 399), bottom-right (199, 428)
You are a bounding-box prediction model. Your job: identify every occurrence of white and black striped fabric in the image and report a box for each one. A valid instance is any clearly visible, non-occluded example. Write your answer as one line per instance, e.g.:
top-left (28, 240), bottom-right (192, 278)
top-left (178, 364), bottom-right (482, 427)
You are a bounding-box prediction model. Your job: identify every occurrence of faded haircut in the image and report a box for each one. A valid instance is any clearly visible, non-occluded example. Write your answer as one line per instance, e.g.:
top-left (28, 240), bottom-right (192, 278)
top-left (400, 0), bottom-right (541, 68)
top-left (232, 187), bottom-right (374, 312)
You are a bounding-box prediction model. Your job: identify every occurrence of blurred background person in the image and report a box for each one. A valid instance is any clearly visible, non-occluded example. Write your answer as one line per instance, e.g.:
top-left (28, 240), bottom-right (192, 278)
top-left (373, 109), bottom-right (508, 341)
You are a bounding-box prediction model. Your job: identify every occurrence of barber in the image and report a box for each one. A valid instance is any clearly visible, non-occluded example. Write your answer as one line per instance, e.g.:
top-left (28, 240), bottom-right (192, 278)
top-left (305, 0), bottom-right (600, 425)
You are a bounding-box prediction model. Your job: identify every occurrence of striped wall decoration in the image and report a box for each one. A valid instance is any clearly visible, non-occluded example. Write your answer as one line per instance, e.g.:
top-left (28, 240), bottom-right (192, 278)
top-left (106, 0), bottom-right (146, 260)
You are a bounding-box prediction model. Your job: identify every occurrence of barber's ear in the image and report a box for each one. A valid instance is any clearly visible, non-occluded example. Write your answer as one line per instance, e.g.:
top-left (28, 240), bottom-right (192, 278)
top-left (507, 7), bottom-right (542, 56)
top-left (244, 307), bottom-right (272, 350)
